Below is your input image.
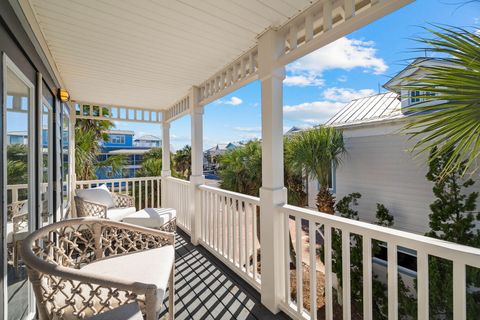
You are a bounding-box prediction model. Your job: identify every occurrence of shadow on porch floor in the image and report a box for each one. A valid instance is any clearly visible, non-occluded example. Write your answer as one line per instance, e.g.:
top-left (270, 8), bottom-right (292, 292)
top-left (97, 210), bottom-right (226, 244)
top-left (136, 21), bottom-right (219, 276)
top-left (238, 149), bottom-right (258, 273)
top-left (160, 230), bottom-right (290, 320)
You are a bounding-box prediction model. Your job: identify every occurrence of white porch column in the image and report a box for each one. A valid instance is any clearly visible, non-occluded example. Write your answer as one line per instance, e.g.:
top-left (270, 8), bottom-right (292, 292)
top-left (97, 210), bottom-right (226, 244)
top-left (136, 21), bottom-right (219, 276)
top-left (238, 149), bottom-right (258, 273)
top-left (161, 116), bottom-right (171, 207)
top-left (189, 86), bottom-right (204, 245)
top-left (258, 28), bottom-right (287, 313)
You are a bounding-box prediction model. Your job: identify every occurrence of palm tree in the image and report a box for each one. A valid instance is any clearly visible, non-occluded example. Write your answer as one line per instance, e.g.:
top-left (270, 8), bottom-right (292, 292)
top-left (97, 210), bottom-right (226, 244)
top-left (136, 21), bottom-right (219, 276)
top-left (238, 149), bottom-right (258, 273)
top-left (173, 145), bottom-right (192, 180)
top-left (218, 140), bottom-right (262, 196)
top-left (404, 26), bottom-right (480, 178)
top-left (286, 126), bottom-right (346, 214)
top-left (137, 147), bottom-right (163, 177)
top-left (75, 111), bottom-right (125, 180)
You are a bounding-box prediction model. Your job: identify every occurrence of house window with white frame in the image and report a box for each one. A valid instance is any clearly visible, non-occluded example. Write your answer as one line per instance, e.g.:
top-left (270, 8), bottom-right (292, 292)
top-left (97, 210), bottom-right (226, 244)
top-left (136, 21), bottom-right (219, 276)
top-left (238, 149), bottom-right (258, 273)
top-left (109, 134), bottom-right (125, 144)
top-left (409, 90), bottom-right (435, 105)
top-left (318, 161), bottom-right (336, 193)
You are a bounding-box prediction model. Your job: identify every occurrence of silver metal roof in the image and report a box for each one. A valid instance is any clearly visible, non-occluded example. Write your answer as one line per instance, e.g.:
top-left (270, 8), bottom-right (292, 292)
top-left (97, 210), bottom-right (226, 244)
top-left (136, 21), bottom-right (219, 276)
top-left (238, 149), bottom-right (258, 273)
top-left (326, 92), bottom-right (403, 127)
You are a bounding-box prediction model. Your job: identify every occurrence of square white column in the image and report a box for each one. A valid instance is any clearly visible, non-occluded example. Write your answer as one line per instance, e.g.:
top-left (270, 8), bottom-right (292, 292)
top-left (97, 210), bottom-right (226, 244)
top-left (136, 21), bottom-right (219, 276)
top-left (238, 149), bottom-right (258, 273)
top-left (189, 87), bottom-right (204, 245)
top-left (258, 28), bottom-right (287, 313)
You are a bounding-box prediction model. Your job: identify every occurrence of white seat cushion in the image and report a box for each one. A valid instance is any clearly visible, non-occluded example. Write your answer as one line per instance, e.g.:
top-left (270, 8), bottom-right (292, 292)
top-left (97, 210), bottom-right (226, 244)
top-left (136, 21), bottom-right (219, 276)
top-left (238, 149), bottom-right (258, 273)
top-left (81, 246), bottom-right (175, 313)
top-left (106, 206), bottom-right (137, 221)
top-left (86, 303), bottom-right (143, 320)
top-left (6, 222), bottom-right (29, 244)
top-left (76, 185), bottom-right (115, 209)
top-left (6, 222), bottom-right (14, 244)
top-left (123, 208), bottom-right (176, 229)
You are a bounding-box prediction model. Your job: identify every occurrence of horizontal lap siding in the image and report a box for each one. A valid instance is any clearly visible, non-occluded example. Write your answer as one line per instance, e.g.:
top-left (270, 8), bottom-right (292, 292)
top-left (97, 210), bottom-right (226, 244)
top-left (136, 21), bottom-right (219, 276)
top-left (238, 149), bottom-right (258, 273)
top-left (327, 123), bottom-right (480, 235)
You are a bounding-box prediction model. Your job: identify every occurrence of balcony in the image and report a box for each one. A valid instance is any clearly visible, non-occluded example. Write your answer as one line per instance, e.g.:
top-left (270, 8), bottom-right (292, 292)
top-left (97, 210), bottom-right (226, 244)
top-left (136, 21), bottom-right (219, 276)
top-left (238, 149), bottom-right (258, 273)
top-left (2, 0), bottom-right (480, 319)
top-left (31, 176), bottom-right (480, 319)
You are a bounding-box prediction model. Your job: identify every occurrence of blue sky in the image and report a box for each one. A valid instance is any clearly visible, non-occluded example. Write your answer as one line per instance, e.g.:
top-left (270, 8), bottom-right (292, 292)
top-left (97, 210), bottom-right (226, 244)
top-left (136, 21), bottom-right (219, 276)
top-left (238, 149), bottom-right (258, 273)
top-left (112, 0), bottom-right (479, 150)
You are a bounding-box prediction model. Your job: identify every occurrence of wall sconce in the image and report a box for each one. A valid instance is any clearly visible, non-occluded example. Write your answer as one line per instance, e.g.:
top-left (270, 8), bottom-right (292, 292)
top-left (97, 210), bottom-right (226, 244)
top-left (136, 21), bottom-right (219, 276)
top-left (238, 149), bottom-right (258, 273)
top-left (58, 88), bottom-right (70, 102)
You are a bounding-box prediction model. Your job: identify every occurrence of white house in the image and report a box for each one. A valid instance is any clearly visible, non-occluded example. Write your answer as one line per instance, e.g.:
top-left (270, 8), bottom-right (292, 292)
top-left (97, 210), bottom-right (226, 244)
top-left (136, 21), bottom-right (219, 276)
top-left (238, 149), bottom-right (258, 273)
top-left (308, 58), bottom-right (480, 235)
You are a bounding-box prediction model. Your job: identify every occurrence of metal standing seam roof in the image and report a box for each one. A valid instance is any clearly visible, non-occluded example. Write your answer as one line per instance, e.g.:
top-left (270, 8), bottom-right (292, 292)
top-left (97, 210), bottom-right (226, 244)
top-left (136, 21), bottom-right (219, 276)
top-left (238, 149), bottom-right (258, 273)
top-left (326, 92), bottom-right (404, 127)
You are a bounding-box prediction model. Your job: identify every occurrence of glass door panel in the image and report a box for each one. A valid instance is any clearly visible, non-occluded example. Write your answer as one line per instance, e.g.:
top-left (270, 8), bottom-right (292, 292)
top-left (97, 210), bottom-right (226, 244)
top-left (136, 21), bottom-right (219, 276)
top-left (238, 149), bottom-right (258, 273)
top-left (40, 101), bottom-right (53, 226)
top-left (4, 59), bottom-right (35, 320)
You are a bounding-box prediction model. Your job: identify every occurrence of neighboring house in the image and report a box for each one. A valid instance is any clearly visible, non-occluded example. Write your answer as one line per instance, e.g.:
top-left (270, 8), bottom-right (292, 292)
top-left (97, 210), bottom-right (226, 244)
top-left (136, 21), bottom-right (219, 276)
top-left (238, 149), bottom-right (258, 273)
top-left (134, 134), bottom-right (161, 148)
top-left (204, 142), bottom-right (243, 171)
top-left (97, 130), bottom-right (163, 179)
top-left (7, 131), bottom-right (28, 145)
top-left (308, 58), bottom-right (480, 235)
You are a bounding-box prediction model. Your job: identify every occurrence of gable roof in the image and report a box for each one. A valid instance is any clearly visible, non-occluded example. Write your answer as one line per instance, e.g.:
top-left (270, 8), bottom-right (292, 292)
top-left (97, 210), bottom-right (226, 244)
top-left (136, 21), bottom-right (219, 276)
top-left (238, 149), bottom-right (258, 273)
top-left (134, 134), bottom-right (161, 142)
top-left (326, 92), bottom-right (403, 127)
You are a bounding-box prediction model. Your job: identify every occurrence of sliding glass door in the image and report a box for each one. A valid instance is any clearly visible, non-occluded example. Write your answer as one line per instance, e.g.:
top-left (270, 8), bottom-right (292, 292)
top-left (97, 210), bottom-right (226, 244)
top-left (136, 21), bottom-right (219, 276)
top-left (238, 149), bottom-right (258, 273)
top-left (3, 55), bottom-right (36, 320)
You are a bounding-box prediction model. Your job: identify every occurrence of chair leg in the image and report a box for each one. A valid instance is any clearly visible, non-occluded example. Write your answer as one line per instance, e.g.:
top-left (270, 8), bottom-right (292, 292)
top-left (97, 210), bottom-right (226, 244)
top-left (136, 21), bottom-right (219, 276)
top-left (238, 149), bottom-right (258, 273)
top-left (169, 265), bottom-right (174, 320)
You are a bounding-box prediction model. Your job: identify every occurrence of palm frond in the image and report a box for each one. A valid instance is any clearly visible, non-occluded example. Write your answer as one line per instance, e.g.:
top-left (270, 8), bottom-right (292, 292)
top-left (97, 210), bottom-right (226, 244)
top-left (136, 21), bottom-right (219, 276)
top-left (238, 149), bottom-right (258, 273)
top-left (403, 26), bottom-right (480, 178)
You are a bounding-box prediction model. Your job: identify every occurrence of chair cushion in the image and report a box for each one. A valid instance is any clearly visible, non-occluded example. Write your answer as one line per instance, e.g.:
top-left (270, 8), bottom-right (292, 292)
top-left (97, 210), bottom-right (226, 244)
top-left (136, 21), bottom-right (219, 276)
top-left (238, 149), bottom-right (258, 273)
top-left (123, 208), bottom-right (176, 229)
top-left (106, 206), bottom-right (137, 221)
top-left (76, 185), bottom-right (115, 209)
top-left (86, 303), bottom-right (143, 320)
top-left (81, 246), bottom-right (175, 313)
top-left (6, 222), bottom-right (28, 243)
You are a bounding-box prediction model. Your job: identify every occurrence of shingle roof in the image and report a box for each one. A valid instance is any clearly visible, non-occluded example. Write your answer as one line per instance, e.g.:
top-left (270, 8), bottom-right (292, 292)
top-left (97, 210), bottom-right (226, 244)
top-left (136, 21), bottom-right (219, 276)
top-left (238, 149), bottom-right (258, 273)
top-left (326, 92), bottom-right (403, 127)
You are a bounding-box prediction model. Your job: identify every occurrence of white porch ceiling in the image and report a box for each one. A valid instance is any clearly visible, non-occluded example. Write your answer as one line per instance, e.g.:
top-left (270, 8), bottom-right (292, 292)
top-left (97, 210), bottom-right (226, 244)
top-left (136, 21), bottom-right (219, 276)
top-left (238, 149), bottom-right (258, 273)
top-left (21, 0), bottom-right (315, 110)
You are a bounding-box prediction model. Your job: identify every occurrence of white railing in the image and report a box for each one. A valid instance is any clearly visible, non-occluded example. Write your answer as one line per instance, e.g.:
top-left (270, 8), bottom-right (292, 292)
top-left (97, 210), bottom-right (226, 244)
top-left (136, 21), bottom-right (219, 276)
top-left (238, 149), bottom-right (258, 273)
top-left (199, 185), bottom-right (261, 291)
top-left (162, 177), bottom-right (191, 233)
top-left (280, 204), bottom-right (480, 320)
top-left (76, 176), bottom-right (162, 210)
top-left (7, 183), bottom-right (48, 203)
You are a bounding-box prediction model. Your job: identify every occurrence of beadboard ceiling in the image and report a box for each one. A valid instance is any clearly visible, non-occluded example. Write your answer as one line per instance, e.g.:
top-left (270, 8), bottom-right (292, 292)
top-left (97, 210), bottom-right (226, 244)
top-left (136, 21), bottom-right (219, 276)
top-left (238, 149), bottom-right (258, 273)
top-left (20, 0), bottom-right (315, 109)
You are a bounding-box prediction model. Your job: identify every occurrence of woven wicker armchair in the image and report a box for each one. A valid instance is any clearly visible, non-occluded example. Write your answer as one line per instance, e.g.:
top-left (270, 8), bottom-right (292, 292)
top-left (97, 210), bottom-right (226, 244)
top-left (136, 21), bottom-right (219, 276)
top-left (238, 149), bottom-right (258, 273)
top-left (7, 200), bottom-right (29, 268)
top-left (75, 193), bottom-right (135, 220)
top-left (21, 218), bottom-right (175, 320)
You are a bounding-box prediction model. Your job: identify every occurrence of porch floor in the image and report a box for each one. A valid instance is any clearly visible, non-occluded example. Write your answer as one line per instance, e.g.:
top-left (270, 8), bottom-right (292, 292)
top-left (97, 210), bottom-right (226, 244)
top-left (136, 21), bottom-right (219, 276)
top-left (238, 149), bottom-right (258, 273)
top-left (160, 229), bottom-right (290, 320)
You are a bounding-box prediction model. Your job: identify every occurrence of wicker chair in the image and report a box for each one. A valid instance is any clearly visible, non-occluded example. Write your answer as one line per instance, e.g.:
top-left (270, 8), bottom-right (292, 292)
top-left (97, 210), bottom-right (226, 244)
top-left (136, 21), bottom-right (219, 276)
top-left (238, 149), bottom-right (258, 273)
top-left (74, 192), bottom-right (136, 220)
top-left (7, 200), bottom-right (29, 268)
top-left (21, 218), bottom-right (175, 320)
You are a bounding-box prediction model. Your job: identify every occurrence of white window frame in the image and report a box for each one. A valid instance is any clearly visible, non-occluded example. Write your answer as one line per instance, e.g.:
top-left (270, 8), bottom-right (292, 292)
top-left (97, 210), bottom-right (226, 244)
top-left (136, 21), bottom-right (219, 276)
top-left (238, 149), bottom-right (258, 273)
top-left (109, 134), bottom-right (125, 144)
top-left (39, 91), bottom-right (54, 227)
top-left (2, 53), bottom-right (37, 320)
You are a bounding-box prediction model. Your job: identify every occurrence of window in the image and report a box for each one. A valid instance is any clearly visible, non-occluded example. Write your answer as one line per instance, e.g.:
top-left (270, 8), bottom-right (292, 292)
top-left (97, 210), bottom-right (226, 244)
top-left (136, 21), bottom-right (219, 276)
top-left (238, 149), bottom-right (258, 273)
top-left (318, 161), bottom-right (336, 192)
top-left (62, 104), bottom-right (71, 214)
top-left (110, 134), bottom-right (125, 144)
top-left (4, 54), bottom-right (36, 319)
top-left (40, 100), bottom-right (53, 227)
top-left (409, 90), bottom-right (435, 105)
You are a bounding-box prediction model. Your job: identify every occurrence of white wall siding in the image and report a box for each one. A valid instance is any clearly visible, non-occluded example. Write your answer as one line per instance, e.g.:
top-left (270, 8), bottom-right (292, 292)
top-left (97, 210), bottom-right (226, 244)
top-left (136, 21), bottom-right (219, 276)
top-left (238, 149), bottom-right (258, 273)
top-left (309, 122), bottom-right (480, 235)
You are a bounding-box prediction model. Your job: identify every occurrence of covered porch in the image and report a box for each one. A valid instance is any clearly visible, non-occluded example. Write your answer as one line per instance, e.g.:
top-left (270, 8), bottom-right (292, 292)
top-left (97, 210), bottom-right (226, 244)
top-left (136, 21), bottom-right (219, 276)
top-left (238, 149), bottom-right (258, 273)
top-left (2, 0), bottom-right (480, 319)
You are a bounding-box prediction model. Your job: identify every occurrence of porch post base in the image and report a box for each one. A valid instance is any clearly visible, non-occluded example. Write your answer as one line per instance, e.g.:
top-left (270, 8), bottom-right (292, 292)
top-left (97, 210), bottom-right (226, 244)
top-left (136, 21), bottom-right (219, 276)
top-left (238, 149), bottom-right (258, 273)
top-left (259, 186), bottom-right (287, 313)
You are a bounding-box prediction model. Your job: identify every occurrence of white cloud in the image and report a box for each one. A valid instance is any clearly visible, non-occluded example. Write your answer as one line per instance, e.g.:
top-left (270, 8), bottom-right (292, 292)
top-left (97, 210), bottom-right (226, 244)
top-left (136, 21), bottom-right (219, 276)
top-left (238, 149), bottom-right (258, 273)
top-left (323, 87), bottom-right (376, 103)
top-left (234, 126), bottom-right (261, 132)
top-left (285, 37), bottom-right (387, 87)
top-left (284, 87), bottom-right (376, 125)
top-left (284, 75), bottom-right (324, 87)
top-left (219, 96), bottom-right (243, 105)
top-left (284, 101), bottom-right (345, 124)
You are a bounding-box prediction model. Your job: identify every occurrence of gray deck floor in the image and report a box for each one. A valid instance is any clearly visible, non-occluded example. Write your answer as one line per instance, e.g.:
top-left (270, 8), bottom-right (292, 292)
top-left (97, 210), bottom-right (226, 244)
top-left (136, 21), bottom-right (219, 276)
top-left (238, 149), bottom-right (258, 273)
top-left (160, 230), bottom-right (291, 320)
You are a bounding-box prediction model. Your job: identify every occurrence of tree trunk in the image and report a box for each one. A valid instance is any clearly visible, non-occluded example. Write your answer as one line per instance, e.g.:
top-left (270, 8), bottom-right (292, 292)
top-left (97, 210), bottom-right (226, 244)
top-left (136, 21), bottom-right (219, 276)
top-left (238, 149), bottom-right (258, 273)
top-left (316, 186), bottom-right (335, 214)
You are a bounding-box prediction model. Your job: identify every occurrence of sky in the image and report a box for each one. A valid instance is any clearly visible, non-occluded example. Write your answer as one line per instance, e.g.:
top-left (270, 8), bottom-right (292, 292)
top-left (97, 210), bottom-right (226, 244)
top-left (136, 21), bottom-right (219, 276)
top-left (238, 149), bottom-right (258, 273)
top-left (9, 0), bottom-right (474, 151)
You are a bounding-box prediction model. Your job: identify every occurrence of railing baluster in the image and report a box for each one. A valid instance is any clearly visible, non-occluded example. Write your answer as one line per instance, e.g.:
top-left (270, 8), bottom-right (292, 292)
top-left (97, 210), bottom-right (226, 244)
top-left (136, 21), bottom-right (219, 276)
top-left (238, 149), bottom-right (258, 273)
top-left (387, 242), bottom-right (398, 320)
top-left (324, 225), bottom-right (333, 320)
top-left (233, 199), bottom-right (238, 267)
top-left (253, 203), bottom-right (258, 281)
top-left (417, 251), bottom-right (429, 320)
top-left (295, 217), bottom-right (303, 316)
top-left (243, 201), bottom-right (248, 274)
top-left (363, 236), bottom-right (373, 320)
top-left (453, 261), bottom-right (466, 320)
top-left (309, 220), bottom-right (317, 320)
top-left (284, 213), bottom-right (291, 306)
top-left (342, 231), bottom-right (351, 320)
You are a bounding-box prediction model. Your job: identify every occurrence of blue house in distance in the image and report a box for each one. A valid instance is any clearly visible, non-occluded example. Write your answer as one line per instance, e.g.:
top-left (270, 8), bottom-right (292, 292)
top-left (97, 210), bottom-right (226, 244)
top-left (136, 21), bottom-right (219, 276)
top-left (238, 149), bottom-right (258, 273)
top-left (96, 130), bottom-right (162, 179)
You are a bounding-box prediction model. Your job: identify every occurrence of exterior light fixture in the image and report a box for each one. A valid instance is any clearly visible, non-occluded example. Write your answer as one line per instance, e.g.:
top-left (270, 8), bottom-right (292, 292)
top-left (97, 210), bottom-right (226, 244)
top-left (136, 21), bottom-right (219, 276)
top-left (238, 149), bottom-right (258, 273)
top-left (58, 88), bottom-right (70, 102)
